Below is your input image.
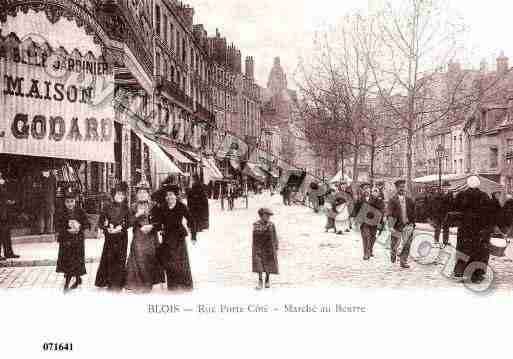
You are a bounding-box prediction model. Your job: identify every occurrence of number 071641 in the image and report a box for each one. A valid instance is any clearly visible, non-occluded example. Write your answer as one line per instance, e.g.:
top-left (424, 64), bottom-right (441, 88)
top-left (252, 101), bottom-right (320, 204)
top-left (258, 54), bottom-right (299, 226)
top-left (42, 343), bottom-right (73, 351)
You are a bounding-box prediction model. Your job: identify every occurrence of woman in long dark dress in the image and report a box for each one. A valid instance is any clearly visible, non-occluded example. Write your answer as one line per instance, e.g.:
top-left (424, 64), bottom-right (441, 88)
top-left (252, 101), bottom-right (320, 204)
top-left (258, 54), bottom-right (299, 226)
top-left (125, 181), bottom-right (165, 293)
top-left (56, 187), bottom-right (90, 292)
top-left (95, 182), bottom-right (130, 291)
top-left (186, 174), bottom-right (209, 232)
top-left (453, 176), bottom-right (495, 283)
top-left (156, 184), bottom-right (196, 291)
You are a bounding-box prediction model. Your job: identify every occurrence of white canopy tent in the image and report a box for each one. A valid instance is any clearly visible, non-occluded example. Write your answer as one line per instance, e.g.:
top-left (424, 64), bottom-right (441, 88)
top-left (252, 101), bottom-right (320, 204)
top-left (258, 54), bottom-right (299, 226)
top-left (330, 170), bottom-right (353, 184)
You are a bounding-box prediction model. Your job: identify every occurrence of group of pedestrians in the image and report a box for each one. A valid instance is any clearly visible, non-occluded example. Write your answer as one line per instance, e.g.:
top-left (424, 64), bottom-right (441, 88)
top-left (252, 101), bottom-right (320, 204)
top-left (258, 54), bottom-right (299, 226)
top-left (56, 174), bottom-right (209, 293)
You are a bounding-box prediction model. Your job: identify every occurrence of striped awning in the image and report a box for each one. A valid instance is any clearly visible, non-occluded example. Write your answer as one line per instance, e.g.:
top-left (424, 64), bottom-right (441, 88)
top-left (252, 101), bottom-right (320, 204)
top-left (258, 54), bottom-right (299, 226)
top-left (133, 132), bottom-right (183, 175)
top-left (161, 146), bottom-right (193, 164)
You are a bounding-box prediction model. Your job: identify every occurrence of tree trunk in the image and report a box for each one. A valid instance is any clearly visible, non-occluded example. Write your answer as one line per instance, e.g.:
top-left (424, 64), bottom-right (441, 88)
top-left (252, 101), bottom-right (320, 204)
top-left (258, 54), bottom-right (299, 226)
top-left (370, 134), bottom-right (376, 186)
top-left (340, 144), bottom-right (345, 175)
top-left (353, 145), bottom-right (359, 183)
top-left (406, 127), bottom-right (413, 192)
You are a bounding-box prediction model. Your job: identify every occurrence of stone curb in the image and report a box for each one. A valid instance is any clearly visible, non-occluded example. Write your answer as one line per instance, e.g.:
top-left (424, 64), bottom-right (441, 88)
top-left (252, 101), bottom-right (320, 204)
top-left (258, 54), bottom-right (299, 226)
top-left (0, 257), bottom-right (99, 268)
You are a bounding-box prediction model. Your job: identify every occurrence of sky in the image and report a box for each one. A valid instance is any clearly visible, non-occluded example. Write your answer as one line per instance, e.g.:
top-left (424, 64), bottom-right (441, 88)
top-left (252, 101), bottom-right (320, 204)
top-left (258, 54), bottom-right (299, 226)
top-left (4, 0), bottom-right (513, 90)
top-left (190, 0), bottom-right (513, 89)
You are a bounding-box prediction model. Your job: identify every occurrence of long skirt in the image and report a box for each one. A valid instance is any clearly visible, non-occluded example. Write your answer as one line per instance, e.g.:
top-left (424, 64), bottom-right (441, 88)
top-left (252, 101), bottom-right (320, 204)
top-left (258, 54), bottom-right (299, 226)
top-left (157, 235), bottom-right (193, 290)
top-left (125, 230), bottom-right (165, 292)
top-left (95, 233), bottom-right (128, 289)
top-left (56, 239), bottom-right (86, 276)
top-left (252, 239), bottom-right (279, 274)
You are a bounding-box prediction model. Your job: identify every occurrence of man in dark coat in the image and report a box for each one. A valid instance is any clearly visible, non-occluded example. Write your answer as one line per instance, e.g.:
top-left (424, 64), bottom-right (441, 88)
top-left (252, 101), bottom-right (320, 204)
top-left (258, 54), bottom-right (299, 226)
top-left (453, 176), bottom-right (496, 283)
top-left (186, 174), bottom-right (209, 232)
top-left (429, 181), bottom-right (453, 247)
top-left (0, 171), bottom-right (20, 260)
top-left (387, 179), bottom-right (416, 269)
top-left (39, 169), bottom-right (57, 234)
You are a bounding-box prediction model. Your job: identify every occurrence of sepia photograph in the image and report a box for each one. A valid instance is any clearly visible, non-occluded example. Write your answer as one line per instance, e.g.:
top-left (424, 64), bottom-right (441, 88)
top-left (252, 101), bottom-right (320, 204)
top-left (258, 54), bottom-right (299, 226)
top-left (1, 0), bottom-right (512, 357)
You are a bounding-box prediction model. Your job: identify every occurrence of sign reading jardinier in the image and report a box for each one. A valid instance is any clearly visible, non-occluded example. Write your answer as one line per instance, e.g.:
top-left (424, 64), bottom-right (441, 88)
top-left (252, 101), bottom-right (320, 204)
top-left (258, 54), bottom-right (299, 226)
top-left (0, 51), bottom-right (115, 163)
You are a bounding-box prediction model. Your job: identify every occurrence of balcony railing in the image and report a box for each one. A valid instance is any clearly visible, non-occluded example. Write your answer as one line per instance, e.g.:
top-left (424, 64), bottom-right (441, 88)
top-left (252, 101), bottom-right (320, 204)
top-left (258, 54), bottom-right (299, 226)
top-left (161, 79), bottom-right (194, 109)
top-left (195, 102), bottom-right (215, 124)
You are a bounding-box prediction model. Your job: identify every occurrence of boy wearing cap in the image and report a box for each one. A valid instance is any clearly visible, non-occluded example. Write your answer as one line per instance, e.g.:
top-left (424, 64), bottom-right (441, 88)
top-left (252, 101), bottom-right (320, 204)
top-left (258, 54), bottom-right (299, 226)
top-left (252, 208), bottom-right (279, 289)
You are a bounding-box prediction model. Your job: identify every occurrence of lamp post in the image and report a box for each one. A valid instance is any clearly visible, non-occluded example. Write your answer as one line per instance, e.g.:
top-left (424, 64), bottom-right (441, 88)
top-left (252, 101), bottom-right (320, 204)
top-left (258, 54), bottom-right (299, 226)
top-left (436, 144), bottom-right (446, 192)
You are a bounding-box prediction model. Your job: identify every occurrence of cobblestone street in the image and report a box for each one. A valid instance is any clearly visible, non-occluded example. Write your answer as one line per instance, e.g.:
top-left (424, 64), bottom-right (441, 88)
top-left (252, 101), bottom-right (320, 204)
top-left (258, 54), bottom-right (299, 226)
top-left (2, 193), bottom-right (513, 293)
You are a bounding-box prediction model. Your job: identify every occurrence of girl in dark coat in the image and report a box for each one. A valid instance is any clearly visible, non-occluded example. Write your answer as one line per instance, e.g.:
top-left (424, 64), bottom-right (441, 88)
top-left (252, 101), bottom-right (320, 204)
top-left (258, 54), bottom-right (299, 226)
top-left (186, 174), bottom-right (209, 232)
top-left (56, 187), bottom-right (90, 292)
top-left (156, 184), bottom-right (196, 291)
top-left (252, 207), bottom-right (279, 290)
top-left (95, 182), bottom-right (130, 291)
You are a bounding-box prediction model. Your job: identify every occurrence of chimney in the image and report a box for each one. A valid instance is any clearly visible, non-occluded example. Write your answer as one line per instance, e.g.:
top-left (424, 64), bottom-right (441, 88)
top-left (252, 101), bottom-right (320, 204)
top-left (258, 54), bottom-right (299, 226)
top-left (480, 58), bottom-right (488, 73)
top-left (448, 60), bottom-right (461, 73)
top-left (178, 5), bottom-right (194, 30)
top-left (497, 51), bottom-right (509, 75)
top-left (246, 56), bottom-right (254, 79)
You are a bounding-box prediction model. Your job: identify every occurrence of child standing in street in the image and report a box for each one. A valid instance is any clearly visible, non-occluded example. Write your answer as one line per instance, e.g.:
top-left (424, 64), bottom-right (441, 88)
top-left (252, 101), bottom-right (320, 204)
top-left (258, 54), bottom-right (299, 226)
top-left (252, 207), bottom-right (279, 290)
top-left (56, 187), bottom-right (90, 293)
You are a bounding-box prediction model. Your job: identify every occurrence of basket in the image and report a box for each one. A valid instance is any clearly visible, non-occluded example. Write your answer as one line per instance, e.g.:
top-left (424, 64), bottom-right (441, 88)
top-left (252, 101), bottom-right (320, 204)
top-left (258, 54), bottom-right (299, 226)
top-left (489, 237), bottom-right (509, 257)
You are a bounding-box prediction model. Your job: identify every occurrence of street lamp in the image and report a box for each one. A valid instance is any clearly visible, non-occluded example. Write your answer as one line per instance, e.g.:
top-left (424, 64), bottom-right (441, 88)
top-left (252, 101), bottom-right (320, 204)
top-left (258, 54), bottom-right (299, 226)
top-left (436, 144), bottom-right (446, 191)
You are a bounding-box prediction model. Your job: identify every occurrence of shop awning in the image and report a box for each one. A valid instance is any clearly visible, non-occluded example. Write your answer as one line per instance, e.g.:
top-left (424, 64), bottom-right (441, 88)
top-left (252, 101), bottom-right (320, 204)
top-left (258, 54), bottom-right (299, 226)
top-left (180, 149), bottom-right (201, 163)
top-left (161, 146), bottom-right (193, 164)
top-left (134, 132), bottom-right (183, 175)
top-left (243, 163), bottom-right (267, 182)
top-left (202, 157), bottom-right (224, 184)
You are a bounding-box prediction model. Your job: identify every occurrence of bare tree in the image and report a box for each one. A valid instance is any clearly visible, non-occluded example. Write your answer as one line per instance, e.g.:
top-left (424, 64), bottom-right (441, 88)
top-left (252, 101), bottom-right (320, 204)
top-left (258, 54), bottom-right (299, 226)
top-left (366, 0), bottom-right (473, 190)
top-left (295, 12), bottom-right (382, 183)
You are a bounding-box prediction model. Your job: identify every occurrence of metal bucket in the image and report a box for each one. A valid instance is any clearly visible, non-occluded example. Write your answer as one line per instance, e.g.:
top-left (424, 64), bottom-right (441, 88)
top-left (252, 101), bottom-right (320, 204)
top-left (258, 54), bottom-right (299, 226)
top-left (489, 237), bottom-right (508, 257)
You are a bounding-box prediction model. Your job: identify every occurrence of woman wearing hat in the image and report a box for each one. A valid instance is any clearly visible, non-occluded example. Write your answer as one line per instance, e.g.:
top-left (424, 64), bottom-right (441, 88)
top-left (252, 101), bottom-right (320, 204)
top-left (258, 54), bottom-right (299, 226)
top-left (125, 181), bottom-right (165, 293)
top-left (95, 182), bottom-right (130, 291)
top-left (154, 183), bottom-right (196, 290)
top-left (252, 207), bottom-right (279, 289)
top-left (56, 187), bottom-right (90, 292)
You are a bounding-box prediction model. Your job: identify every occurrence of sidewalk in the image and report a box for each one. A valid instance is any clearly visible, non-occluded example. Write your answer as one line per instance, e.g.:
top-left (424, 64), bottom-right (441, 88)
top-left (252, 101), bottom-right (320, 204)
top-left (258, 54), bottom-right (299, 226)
top-left (1, 238), bottom-right (103, 268)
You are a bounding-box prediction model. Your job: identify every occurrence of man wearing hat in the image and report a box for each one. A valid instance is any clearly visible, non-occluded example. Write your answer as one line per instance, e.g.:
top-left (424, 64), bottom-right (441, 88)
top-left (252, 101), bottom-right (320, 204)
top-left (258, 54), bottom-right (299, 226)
top-left (353, 183), bottom-right (385, 260)
top-left (428, 181), bottom-right (453, 247)
top-left (252, 207), bottom-right (279, 289)
top-left (38, 168), bottom-right (57, 234)
top-left (0, 171), bottom-right (19, 260)
top-left (386, 179), bottom-right (416, 268)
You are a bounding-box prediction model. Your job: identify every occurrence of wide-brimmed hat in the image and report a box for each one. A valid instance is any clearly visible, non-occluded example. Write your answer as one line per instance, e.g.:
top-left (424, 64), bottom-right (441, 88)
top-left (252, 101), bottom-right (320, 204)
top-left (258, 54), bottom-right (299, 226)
top-left (113, 181), bottom-right (129, 194)
top-left (135, 180), bottom-right (151, 191)
top-left (64, 186), bottom-right (78, 199)
top-left (152, 183), bottom-right (180, 203)
top-left (394, 179), bottom-right (406, 187)
top-left (258, 207), bottom-right (274, 216)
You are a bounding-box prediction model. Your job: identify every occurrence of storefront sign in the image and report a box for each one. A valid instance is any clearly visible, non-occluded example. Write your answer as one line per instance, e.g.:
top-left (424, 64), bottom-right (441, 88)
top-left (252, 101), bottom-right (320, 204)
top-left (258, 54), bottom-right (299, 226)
top-left (1, 55), bottom-right (115, 162)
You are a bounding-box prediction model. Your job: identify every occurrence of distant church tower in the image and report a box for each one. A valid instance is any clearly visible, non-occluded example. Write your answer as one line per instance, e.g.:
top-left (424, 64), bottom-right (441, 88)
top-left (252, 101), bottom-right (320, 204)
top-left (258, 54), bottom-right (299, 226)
top-left (267, 57), bottom-right (288, 96)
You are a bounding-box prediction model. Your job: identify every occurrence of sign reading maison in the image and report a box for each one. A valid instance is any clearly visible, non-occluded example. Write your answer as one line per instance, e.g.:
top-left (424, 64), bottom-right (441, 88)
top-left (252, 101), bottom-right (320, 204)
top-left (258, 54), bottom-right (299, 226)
top-left (0, 53), bottom-right (115, 163)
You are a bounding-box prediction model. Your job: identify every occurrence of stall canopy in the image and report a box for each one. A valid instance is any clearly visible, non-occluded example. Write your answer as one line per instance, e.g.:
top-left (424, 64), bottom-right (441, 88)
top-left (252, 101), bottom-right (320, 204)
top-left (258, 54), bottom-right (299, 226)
top-left (135, 132), bottom-right (183, 175)
top-left (413, 174), bottom-right (504, 195)
top-left (243, 162), bottom-right (267, 182)
top-left (330, 170), bottom-right (353, 184)
top-left (180, 149), bottom-right (201, 163)
top-left (161, 146), bottom-right (193, 164)
top-left (202, 157), bottom-right (224, 184)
